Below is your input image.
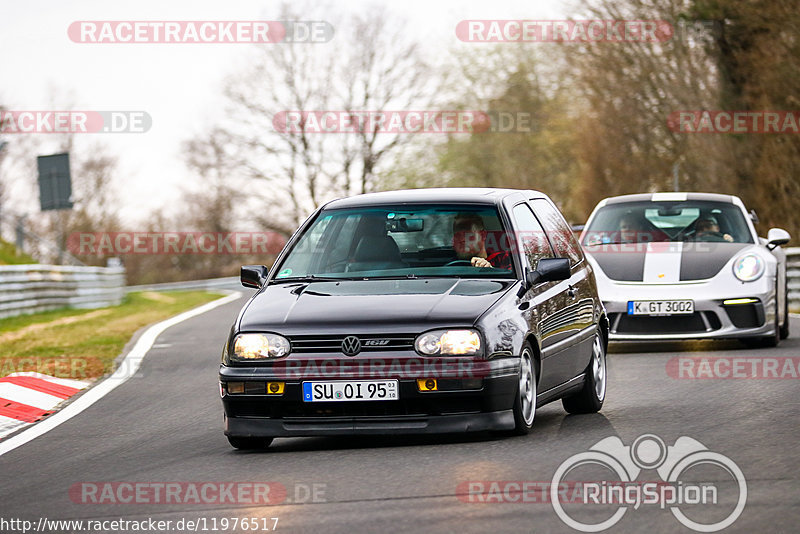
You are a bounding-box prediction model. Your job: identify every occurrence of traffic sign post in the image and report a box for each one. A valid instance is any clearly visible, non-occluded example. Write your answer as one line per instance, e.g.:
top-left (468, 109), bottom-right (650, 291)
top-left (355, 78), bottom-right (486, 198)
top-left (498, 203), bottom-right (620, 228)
top-left (37, 153), bottom-right (74, 211)
top-left (37, 153), bottom-right (74, 264)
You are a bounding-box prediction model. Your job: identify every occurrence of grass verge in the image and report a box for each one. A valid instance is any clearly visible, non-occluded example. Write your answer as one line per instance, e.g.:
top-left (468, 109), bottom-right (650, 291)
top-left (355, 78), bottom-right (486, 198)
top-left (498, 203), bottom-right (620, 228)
top-left (0, 239), bottom-right (37, 265)
top-left (0, 291), bottom-right (225, 380)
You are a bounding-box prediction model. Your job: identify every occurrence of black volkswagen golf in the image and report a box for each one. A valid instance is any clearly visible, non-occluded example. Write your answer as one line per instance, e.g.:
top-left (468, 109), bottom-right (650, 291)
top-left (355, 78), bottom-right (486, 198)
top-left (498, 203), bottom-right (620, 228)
top-left (220, 188), bottom-right (608, 449)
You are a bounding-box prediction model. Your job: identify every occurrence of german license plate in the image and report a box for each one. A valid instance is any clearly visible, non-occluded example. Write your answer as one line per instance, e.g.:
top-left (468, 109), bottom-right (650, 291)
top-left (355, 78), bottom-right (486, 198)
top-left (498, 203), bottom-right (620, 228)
top-left (627, 300), bottom-right (694, 316)
top-left (302, 380), bottom-right (399, 402)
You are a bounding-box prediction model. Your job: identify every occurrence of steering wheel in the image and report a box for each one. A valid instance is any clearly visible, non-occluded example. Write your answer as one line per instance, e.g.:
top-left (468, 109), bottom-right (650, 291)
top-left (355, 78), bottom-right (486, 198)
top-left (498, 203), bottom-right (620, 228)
top-left (444, 260), bottom-right (474, 267)
top-left (695, 231), bottom-right (727, 242)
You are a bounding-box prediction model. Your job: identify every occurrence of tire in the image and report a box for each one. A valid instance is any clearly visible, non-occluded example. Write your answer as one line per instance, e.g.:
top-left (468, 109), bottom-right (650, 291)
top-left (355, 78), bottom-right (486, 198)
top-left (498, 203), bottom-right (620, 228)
top-left (780, 288), bottom-right (790, 340)
top-left (562, 332), bottom-right (607, 414)
top-left (227, 436), bottom-right (274, 450)
top-left (511, 344), bottom-right (537, 435)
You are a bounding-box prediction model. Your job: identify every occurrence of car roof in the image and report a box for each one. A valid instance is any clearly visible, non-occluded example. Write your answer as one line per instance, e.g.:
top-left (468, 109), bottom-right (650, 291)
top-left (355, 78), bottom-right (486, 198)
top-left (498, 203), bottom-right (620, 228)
top-left (598, 192), bottom-right (740, 206)
top-left (323, 187), bottom-right (542, 209)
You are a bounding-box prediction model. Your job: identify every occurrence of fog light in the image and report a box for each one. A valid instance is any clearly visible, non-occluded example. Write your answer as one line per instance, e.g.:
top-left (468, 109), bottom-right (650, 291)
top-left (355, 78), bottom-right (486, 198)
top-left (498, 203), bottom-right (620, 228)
top-left (267, 382), bottom-right (285, 394)
top-left (227, 382), bottom-right (245, 394)
top-left (417, 378), bottom-right (438, 391)
top-left (723, 298), bottom-right (759, 305)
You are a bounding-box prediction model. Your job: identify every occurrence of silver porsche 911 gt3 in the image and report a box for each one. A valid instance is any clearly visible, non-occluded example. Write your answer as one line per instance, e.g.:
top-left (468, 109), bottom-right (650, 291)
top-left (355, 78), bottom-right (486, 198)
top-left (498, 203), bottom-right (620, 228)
top-left (581, 192), bottom-right (791, 346)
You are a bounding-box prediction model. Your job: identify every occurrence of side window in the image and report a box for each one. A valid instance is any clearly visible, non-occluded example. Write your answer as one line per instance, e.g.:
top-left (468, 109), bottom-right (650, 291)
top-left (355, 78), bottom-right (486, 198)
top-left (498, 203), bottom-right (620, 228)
top-left (512, 203), bottom-right (554, 269)
top-left (530, 199), bottom-right (584, 266)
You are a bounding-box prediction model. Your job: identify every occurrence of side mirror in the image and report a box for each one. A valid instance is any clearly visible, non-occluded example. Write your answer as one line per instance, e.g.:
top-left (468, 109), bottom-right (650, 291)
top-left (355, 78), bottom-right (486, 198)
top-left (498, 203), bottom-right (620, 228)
top-left (767, 228), bottom-right (791, 250)
top-left (241, 265), bottom-right (269, 288)
top-left (516, 258), bottom-right (571, 297)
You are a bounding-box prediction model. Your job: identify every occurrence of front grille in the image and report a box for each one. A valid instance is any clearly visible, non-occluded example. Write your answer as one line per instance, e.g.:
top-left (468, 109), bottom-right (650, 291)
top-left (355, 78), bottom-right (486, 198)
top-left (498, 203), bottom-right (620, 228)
top-left (288, 334), bottom-right (415, 353)
top-left (612, 312), bottom-right (721, 335)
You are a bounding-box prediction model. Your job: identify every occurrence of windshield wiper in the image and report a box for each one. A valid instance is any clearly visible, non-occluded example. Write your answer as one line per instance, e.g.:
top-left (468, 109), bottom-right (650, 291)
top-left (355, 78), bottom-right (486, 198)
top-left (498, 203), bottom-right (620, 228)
top-left (268, 275), bottom-right (358, 284)
top-left (357, 273), bottom-right (421, 280)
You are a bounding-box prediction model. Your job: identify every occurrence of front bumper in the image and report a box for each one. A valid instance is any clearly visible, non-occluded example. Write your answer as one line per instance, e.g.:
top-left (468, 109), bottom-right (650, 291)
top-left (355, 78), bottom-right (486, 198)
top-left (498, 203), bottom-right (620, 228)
top-left (600, 280), bottom-right (777, 341)
top-left (219, 358), bottom-right (519, 437)
top-left (224, 410), bottom-right (515, 436)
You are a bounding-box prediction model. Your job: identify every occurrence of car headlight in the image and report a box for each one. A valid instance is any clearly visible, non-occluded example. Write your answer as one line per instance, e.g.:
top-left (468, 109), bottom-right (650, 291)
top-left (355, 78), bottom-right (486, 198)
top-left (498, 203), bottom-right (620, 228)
top-left (732, 253), bottom-right (765, 282)
top-left (232, 333), bottom-right (291, 360)
top-left (415, 329), bottom-right (481, 356)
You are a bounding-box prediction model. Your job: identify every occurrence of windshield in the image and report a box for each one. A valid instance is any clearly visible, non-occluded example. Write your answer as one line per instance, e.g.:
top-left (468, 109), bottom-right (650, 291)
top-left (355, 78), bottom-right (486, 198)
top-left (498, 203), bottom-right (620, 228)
top-left (273, 204), bottom-right (516, 280)
top-left (583, 200), bottom-right (754, 246)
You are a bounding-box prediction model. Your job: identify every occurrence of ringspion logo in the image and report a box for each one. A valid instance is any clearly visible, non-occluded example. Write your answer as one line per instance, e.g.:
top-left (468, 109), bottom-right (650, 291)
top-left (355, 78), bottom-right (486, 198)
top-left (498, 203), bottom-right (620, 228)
top-left (550, 434), bottom-right (746, 532)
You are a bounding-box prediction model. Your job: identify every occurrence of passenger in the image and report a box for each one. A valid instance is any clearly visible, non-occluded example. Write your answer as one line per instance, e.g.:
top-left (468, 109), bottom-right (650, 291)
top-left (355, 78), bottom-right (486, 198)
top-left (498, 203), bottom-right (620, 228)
top-left (617, 213), bottom-right (669, 243)
top-left (618, 214), bottom-right (646, 243)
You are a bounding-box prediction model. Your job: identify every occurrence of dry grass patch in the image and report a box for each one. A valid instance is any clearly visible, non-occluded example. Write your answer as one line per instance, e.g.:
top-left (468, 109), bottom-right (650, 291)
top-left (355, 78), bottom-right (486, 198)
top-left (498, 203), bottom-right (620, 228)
top-left (0, 291), bottom-right (225, 380)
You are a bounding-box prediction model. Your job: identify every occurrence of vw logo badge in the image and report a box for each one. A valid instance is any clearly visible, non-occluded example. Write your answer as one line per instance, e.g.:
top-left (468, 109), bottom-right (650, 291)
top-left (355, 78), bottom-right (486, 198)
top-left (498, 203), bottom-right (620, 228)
top-left (341, 335), bottom-right (361, 356)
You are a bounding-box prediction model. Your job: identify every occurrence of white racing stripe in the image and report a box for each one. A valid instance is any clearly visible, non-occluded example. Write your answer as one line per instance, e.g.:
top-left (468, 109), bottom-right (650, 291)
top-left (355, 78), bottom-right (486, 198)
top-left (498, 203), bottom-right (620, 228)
top-left (0, 290), bottom-right (242, 456)
top-left (651, 192), bottom-right (688, 201)
top-left (643, 241), bottom-right (683, 283)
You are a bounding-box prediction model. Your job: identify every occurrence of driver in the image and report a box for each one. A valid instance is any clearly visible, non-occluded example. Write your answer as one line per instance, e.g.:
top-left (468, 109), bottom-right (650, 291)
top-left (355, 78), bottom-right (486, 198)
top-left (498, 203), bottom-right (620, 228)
top-left (452, 213), bottom-right (512, 269)
top-left (695, 217), bottom-right (734, 242)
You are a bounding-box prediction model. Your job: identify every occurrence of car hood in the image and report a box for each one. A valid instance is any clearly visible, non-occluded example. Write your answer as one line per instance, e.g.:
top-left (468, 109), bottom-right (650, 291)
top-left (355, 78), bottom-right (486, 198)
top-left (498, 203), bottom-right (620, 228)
top-left (585, 242), bottom-right (752, 282)
top-left (238, 278), bottom-right (515, 334)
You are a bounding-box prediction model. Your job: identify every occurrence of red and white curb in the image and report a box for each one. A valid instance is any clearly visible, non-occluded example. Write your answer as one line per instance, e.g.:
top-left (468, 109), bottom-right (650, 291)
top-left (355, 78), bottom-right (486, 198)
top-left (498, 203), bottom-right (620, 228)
top-left (0, 372), bottom-right (90, 439)
top-left (0, 291), bottom-right (242, 457)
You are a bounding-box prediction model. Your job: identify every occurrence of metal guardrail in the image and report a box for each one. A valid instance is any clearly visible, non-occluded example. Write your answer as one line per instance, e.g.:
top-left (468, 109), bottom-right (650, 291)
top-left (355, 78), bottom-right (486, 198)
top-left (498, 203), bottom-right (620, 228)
top-left (0, 264), bottom-right (126, 319)
top-left (124, 276), bottom-right (240, 294)
top-left (787, 247), bottom-right (800, 312)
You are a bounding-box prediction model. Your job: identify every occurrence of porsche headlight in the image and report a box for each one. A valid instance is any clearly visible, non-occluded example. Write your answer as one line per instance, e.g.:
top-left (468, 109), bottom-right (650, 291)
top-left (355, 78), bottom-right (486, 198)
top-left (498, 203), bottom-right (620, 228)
top-left (232, 333), bottom-right (290, 360)
top-left (732, 253), bottom-right (764, 282)
top-left (415, 329), bottom-right (481, 356)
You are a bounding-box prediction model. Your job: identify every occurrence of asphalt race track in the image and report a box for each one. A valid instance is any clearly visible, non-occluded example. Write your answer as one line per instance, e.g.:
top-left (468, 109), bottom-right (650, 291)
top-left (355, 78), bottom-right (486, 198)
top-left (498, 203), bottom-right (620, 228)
top-left (1, 292), bottom-right (798, 534)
